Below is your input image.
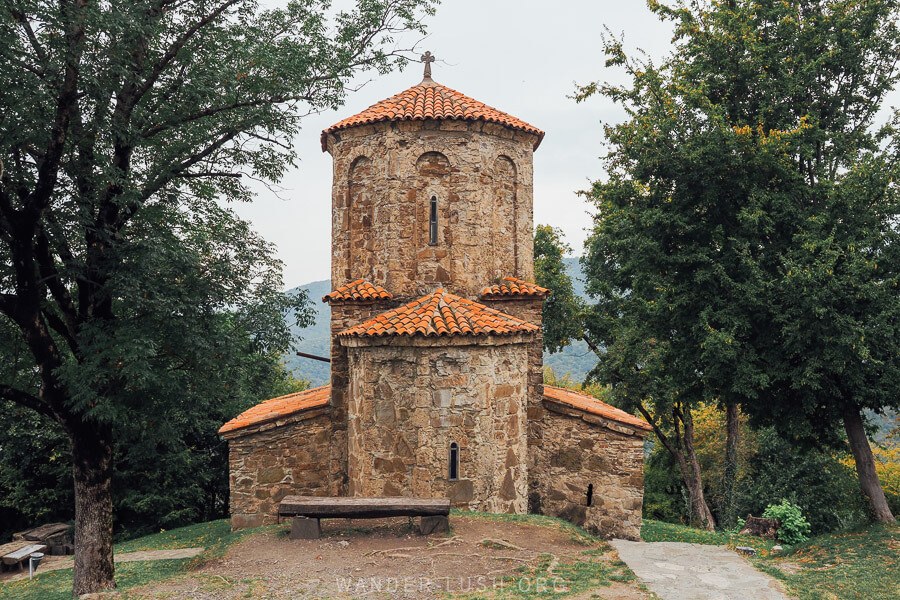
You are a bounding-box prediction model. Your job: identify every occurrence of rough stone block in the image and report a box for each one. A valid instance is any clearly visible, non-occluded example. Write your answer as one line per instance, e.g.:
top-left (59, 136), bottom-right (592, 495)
top-left (231, 513), bottom-right (264, 531)
top-left (420, 515), bottom-right (450, 535)
top-left (289, 517), bottom-right (321, 540)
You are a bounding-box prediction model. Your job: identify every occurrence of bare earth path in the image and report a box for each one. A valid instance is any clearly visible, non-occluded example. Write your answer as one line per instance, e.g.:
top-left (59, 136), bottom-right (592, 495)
top-left (126, 516), bottom-right (650, 600)
top-left (610, 540), bottom-right (791, 600)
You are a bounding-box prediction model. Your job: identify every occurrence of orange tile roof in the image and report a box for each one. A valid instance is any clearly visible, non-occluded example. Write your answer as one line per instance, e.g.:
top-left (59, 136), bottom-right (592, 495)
top-left (322, 79), bottom-right (545, 150)
top-left (543, 385), bottom-right (652, 432)
top-left (323, 279), bottom-right (393, 303)
top-left (338, 289), bottom-right (539, 338)
top-left (481, 277), bottom-right (551, 299)
top-left (218, 385), bottom-right (331, 435)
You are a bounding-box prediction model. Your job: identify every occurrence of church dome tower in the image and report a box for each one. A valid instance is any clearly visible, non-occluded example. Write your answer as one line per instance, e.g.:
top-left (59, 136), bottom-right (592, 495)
top-left (320, 54), bottom-right (544, 301)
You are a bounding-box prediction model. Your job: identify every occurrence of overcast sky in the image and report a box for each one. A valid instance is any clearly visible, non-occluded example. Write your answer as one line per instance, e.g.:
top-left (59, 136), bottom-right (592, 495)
top-left (232, 2), bottom-right (676, 287)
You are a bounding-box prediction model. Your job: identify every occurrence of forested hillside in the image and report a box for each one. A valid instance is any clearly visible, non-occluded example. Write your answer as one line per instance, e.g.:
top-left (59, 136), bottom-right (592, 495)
top-left (285, 258), bottom-right (599, 385)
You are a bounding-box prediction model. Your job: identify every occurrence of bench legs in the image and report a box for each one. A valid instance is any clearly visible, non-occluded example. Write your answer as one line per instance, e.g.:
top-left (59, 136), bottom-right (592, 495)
top-left (419, 515), bottom-right (450, 535)
top-left (290, 517), bottom-right (321, 540)
top-left (289, 515), bottom-right (449, 538)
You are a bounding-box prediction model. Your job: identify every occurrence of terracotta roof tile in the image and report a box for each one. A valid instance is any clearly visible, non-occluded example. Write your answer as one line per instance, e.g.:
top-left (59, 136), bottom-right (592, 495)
top-left (323, 279), bottom-right (393, 303)
top-left (218, 385), bottom-right (330, 435)
top-left (338, 289), bottom-right (539, 338)
top-left (322, 80), bottom-right (545, 151)
top-left (543, 385), bottom-right (652, 432)
top-left (481, 277), bottom-right (550, 299)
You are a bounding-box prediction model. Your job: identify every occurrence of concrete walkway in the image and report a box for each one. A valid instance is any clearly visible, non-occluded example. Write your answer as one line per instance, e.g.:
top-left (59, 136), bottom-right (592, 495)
top-left (1, 547), bottom-right (205, 582)
top-left (610, 540), bottom-right (790, 600)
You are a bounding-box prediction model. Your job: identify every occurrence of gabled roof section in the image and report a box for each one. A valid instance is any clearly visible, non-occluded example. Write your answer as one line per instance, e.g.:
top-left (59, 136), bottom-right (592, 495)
top-left (338, 289), bottom-right (539, 338)
top-left (323, 279), bottom-right (393, 304)
top-left (481, 277), bottom-right (550, 299)
top-left (219, 385), bottom-right (330, 436)
top-left (543, 385), bottom-right (653, 434)
top-left (322, 79), bottom-right (544, 151)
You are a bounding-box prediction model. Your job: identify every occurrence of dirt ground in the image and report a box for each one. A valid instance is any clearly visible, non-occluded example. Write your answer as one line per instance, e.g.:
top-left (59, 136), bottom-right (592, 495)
top-left (127, 515), bottom-right (650, 600)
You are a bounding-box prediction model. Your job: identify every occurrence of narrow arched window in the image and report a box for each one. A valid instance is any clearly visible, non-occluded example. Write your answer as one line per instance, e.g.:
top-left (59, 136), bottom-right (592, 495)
top-left (586, 483), bottom-right (594, 507)
top-left (448, 441), bottom-right (459, 480)
top-left (429, 196), bottom-right (438, 245)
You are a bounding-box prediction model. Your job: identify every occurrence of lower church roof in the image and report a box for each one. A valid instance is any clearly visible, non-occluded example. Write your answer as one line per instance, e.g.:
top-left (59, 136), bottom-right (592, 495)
top-left (338, 289), bottom-right (538, 338)
top-left (543, 385), bottom-right (653, 433)
top-left (218, 385), bottom-right (330, 435)
top-left (218, 384), bottom-right (652, 437)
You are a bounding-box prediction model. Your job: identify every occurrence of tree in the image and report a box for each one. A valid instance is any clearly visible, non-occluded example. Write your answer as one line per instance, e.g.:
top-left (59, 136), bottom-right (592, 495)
top-left (534, 225), bottom-right (584, 353)
top-left (0, 0), bottom-right (435, 594)
top-left (577, 0), bottom-right (899, 524)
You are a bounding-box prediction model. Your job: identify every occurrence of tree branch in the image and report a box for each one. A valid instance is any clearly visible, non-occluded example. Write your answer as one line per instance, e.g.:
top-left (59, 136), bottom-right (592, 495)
top-left (0, 384), bottom-right (57, 421)
top-left (25, 0), bottom-right (88, 219)
top-left (132, 0), bottom-right (242, 107)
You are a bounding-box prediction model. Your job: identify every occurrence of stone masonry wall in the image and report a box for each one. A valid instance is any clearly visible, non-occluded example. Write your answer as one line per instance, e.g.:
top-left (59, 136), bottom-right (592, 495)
top-left (225, 409), bottom-right (336, 529)
top-left (328, 300), bottom-right (400, 496)
top-left (480, 297), bottom-right (546, 482)
top-left (326, 119), bottom-right (538, 302)
top-left (342, 337), bottom-right (530, 513)
top-left (529, 403), bottom-right (646, 540)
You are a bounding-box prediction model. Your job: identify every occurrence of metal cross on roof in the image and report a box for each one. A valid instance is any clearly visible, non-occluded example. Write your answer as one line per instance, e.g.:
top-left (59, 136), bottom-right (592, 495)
top-left (421, 51), bottom-right (435, 79)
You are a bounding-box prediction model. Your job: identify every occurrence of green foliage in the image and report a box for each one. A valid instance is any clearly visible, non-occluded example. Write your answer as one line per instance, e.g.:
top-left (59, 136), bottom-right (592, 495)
top-left (644, 420), bottom-right (869, 535)
top-left (642, 440), bottom-right (691, 524)
top-left (641, 519), bottom-right (777, 554)
top-left (741, 428), bottom-right (868, 534)
top-left (762, 500), bottom-right (811, 545)
top-left (577, 0), bottom-right (900, 522)
top-left (0, 2), bottom-right (436, 588)
top-left (534, 226), bottom-right (585, 353)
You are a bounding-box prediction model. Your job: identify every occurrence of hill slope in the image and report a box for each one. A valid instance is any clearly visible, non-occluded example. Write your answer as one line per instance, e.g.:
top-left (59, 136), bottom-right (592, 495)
top-left (285, 257), bottom-right (599, 385)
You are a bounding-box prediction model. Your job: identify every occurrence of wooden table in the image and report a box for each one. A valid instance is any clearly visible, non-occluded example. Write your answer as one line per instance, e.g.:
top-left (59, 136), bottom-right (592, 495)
top-left (278, 496), bottom-right (451, 539)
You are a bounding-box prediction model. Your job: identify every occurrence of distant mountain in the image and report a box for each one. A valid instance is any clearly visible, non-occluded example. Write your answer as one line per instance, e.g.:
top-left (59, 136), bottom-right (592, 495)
top-left (283, 279), bottom-right (332, 386)
top-left (284, 257), bottom-right (598, 386)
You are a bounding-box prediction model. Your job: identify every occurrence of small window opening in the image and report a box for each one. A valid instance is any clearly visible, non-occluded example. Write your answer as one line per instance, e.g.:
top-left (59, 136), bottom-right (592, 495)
top-left (449, 441), bottom-right (459, 480)
top-left (586, 483), bottom-right (594, 507)
top-left (429, 196), bottom-right (438, 245)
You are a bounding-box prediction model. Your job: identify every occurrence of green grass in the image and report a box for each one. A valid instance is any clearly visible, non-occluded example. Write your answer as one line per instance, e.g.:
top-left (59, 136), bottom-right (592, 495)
top-left (641, 518), bottom-right (900, 600)
top-left (0, 519), bottom-right (275, 600)
top-left (451, 511), bottom-right (658, 600)
top-left (641, 519), bottom-right (778, 555)
top-left (758, 521), bottom-right (900, 600)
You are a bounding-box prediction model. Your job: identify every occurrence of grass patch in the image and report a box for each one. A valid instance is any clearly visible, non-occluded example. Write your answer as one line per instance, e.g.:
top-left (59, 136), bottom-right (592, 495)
top-left (761, 520), bottom-right (899, 600)
top-left (0, 519), bottom-right (275, 600)
top-left (450, 510), bottom-right (650, 599)
top-left (454, 551), bottom-right (633, 600)
top-left (641, 519), bottom-right (778, 555)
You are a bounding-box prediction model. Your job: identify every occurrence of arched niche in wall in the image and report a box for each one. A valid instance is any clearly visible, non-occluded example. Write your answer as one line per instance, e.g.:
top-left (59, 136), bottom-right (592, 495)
top-left (416, 151), bottom-right (451, 179)
top-left (493, 155), bottom-right (518, 277)
top-left (348, 156), bottom-right (374, 281)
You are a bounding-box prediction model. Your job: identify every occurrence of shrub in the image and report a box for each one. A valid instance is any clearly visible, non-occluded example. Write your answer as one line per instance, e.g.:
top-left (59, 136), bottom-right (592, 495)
top-left (763, 500), bottom-right (811, 544)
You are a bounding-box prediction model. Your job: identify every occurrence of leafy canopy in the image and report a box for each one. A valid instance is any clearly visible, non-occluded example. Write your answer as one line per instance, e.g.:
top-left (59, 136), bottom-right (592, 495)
top-left (578, 0), bottom-right (900, 446)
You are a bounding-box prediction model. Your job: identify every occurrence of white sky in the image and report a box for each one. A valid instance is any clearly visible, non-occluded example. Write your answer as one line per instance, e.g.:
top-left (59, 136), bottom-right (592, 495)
top-left (232, 2), bottom-right (675, 286)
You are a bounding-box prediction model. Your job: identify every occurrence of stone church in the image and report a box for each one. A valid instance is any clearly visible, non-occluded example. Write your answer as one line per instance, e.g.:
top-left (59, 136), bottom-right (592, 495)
top-left (219, 57), bottom-right (651, 540)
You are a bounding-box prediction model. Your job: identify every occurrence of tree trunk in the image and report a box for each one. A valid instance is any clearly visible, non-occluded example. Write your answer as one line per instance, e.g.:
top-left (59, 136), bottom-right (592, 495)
top-left (71, 422), bottom-right (116, 596)
top-left (842, 406), bottom-right (895, 523)
top-left (682, 406), bottom-right (717, 531)
top-left (722, 403), bottom-right (740, 527)
top-left (636, 402), bottom-right (717, 531)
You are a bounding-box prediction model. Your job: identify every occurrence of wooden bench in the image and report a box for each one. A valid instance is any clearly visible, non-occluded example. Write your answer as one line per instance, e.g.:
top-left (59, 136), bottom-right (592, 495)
top-left (278, 496), bottom-right (451, 539)
top-left (1, 542), bottom-right (47, 572)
